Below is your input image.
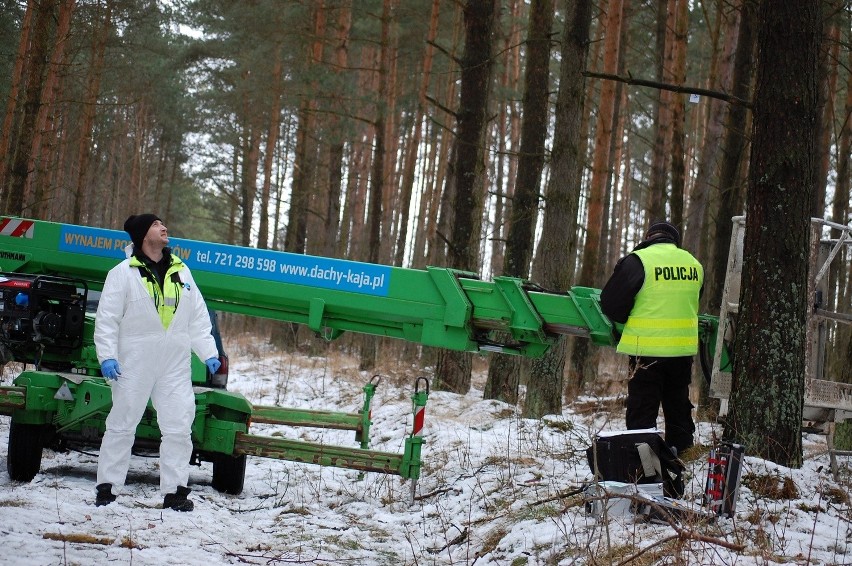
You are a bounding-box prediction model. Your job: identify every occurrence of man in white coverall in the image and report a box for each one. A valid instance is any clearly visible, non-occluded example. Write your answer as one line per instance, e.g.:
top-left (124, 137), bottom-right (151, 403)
top-left (93, 214), bottom-right (221, 512)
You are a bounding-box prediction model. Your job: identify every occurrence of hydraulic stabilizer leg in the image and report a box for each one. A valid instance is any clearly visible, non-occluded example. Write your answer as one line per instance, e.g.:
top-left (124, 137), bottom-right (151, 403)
top-left (355, 374), bottom-right (380, 449)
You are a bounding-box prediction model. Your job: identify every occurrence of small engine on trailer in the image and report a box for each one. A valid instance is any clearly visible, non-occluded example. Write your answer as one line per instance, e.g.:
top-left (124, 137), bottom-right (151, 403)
top-left (0, 273), bottom-right (87, 365)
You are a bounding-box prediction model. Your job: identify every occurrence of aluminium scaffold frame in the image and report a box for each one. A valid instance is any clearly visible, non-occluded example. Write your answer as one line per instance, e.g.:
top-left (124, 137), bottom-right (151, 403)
top-left (709, 216), bottom-right (852, 477)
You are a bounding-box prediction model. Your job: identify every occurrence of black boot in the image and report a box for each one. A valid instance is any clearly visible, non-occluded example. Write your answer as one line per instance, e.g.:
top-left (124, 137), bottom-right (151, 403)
top-left (95, 483), bottom-right (116, 507)
top-left (163, 486), bottom-right (193, 512)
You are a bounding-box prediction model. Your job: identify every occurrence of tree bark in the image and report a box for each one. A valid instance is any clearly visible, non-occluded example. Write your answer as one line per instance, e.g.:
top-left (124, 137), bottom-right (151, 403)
top-left (257, 44), bottom-right (283, 250)
top-left (360, 0), bottom-right (395, 371)
top-left (378, 0), bottom-right (400, 264)
top-left (0, 1), bottom-right (33, 196)
top-left (682, 6), bottom-right (739, 257)
top-left (285, 3), bottom-right (326, 255)
top-left (322, 2), bottom-right (352, 258)
top-left (606, 87), bottom-right (629, 269)
top-left (706, 0), bottom-right (755, 315)
top-left (484, 0), bottom-right (554, 403)
top-left (646, 0), bottom-right (673, 222)
top-left (73, 0), bottom-right (111, 224)
top-left (523, 0), bottom-right (592, 419)
top-left (700, 0), bottom-right (756, 417)
top-left (668, 0), bottom-right (689, 228)
top-left (4, 0), bottom-right (55, 215)
top-left (827, 21), bottom-right (851, 436)
top-left (595, 36), bottom-right (626, 286)
top-left (488, 0), bottom-right (521, 279)
top-left (27, 0), bottom-right (75, 218)
top-left (239, 120), bottom-right (261, 247)
top-left (812, 1), bottom-right (841, 217)
top-left (724, 1), bottom-right (820, 467)
top-left (421, 6), bottom-right (462, 269)
top-left (568, 0), bottom-right (624, 392)
top-left (436, 0), bottom-right (497, 394)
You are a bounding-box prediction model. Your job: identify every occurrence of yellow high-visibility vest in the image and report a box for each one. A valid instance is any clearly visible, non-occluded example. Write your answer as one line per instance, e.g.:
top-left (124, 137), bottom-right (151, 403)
top-left (130, 254), bottom-right (186, 329)
top-left (617, 244), bottom-right (703, 357)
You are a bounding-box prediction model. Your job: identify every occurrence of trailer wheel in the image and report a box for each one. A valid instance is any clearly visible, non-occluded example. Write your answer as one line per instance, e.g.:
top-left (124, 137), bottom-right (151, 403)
top-left (212, 454), bottom-right (246, 495)
top-left (7, 422), bottom-right (45, 482)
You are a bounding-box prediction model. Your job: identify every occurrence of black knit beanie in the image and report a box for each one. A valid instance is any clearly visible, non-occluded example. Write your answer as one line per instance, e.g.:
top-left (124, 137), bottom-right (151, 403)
top-left (646, 221), bottom-right (681, 247)
top-left (124, 214), bottom-right (161, 249)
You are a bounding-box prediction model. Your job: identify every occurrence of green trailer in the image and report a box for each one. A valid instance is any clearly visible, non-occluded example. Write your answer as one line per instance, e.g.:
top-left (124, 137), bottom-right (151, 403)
top-left (0, 217), bottom-right (622, 493)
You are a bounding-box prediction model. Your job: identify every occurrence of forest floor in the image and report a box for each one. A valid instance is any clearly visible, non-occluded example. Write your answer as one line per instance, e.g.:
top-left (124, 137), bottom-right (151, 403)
top-left (1, 330), bottom-right (850, 565)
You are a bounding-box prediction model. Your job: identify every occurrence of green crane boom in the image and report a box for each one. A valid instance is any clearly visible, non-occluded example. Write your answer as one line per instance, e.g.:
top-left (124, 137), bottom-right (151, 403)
top-left (0, 217), bottom-right (615, 356)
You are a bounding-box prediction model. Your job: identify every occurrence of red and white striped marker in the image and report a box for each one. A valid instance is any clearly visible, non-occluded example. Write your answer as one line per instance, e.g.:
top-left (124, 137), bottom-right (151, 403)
top-left (0, 218), bottom-right (35, 238)
top-left (412, 404), bottom-right (425, 437)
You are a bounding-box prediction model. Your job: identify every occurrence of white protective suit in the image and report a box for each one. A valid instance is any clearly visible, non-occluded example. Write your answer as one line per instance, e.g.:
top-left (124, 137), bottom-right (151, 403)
top-left (94, 252), bottom-right (218, 495)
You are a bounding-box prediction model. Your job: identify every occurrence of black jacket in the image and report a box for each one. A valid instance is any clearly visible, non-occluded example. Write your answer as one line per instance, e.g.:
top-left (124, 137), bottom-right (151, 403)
top-left (134, 247), bottom-right (173, 289)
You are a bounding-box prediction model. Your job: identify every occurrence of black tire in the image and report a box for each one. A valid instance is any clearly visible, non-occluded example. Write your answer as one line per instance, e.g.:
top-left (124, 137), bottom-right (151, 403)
top-left (211, 454), bottom-right (246, 495)
top-left (7, 422), bottom-right (45, 482)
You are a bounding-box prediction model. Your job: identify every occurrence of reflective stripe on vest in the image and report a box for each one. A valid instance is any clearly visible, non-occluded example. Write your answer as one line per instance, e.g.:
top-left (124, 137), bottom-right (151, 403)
top-left (130, 255), bottom-right (186, 329)
top-left (617, 244), bottom-right (703, 357)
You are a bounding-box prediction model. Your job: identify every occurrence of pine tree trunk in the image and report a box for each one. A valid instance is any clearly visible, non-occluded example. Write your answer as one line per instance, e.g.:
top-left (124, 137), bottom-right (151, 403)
top-left (240, 124), bottom-right (261, 247)
top-left (321, 4), bottom-right (351, 257)
top-left (707, 0), bottom-right (755, 315)
top-left (5, 0), bottom-right (55, 215)
top-left (523, 0), bottom-right (592, 419)
top-left (28, 0), bottom-right (75, 218)
top-left (724, 1), bottom-right (820, 467)
top-left (700, 0), bottom-right (756, 417)
top-left (568, 0), bottom-right (623, 393)
top-left (595, 43), bottom-right (626, 286)
top-left (500, 0), bottom-right (553, 280)
top-left (257, 45), bottom-right (283, 250)
top-left (272, 115), bottom-right (293, 250)
top-left (74, 0), bottom-right (111, 223)
top-left (0, 1), bottom-right (33, 195)
top-left (646, 0), bottom-right (672, 222)
top-left (427, 5), bottom-right (463, 268)
top-left (606, 90), bottom-right (629, 269)
top-left (394, 0), bottom-right (439, 267)
top-left (682, 6), bottom-right (739, 256)
top-left (360, 0), bottom-right (396, 371)
top-left (488, 0), bottom-right (521, 279)
top-left (827, 37), bottom-right (851, 448)
top-left (436, 0), bottom-right (497, 394)
top-left (285, 4), bottom-right (325, 254)
top-left (812, 1), bottom-right (842, 217)
top-left (379, 6), bottom-right (399, 264)
top-left (485, 0), bottom-right (554, 403)
top-left (668, 0), bottom-right (689, 228)
top-left (411, 121), bottom-right (438, 268)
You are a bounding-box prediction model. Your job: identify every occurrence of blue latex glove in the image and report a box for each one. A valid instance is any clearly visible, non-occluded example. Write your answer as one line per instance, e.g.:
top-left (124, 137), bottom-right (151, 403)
top-left (101, 359), bottom-right (121, 380)
top-left (205, 357), bottom-right (221, 374)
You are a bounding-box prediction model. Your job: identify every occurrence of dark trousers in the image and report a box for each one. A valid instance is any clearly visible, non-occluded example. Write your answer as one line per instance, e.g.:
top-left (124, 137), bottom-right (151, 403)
top-left (626, 355), bottom-right (695, 454)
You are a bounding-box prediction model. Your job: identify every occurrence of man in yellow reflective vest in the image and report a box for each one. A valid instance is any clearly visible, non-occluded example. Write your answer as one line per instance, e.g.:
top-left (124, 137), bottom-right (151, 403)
top-left (93, 214), bottom-right (221, 511)
top-left (600, 221), bottom-right (703, 455)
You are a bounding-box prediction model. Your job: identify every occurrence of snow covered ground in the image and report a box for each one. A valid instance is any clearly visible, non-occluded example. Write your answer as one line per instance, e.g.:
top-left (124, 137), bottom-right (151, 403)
top-left (1, 337), bottom-right (850, 565)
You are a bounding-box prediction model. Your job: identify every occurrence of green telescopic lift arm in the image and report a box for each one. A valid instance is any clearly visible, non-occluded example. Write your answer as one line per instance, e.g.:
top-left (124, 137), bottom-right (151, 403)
top-left (0, 217), bottom-right (616, 356)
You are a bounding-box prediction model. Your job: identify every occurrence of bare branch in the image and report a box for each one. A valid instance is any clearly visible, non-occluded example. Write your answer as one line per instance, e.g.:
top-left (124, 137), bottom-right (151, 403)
top-left (583, 70), bottom-right (752, 108)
